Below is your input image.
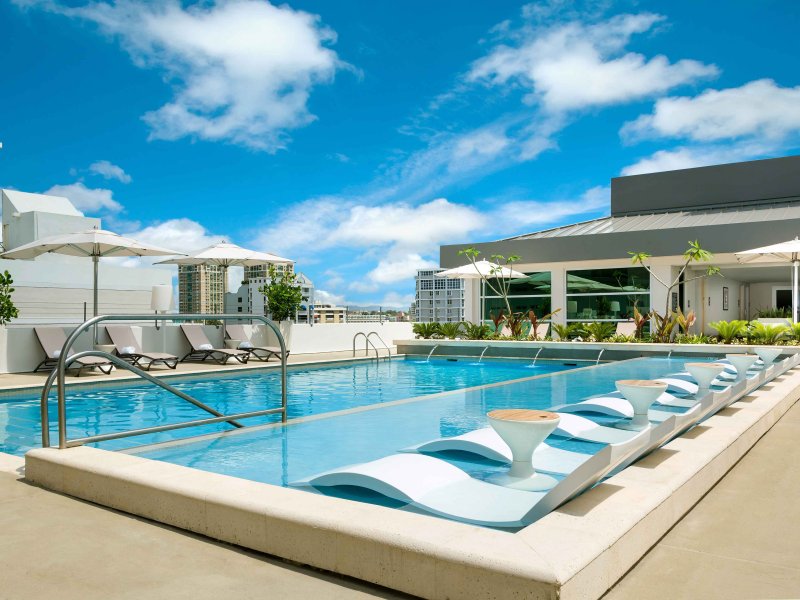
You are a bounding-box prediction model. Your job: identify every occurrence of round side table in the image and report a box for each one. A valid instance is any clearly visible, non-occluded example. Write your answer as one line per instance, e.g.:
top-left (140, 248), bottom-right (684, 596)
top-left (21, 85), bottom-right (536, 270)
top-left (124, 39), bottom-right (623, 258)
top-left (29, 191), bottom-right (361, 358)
top-left (685, 362), bottom-right (726, 390)
top-left (486, 409), bottom-right (560, 492)
top-left (725, 354), bottom-right (758, 379)
top-left (615, 380), bottom-right (667, 430)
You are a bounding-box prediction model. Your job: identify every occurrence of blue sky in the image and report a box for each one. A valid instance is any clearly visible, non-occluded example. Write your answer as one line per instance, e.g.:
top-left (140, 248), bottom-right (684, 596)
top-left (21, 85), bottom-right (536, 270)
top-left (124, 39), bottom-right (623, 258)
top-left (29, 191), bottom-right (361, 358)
top-left (2, 0), bottom-right (800, 308)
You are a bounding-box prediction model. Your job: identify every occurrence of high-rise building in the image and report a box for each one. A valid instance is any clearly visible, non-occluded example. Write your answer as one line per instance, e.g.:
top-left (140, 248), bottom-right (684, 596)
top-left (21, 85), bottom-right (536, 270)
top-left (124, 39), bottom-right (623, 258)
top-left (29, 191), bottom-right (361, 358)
top-left (224, 272), bottom-right (316, 321)
top-left (413, 269), bottom-right (464, 322)
top-left (178, 264), bottom-right (224, 314)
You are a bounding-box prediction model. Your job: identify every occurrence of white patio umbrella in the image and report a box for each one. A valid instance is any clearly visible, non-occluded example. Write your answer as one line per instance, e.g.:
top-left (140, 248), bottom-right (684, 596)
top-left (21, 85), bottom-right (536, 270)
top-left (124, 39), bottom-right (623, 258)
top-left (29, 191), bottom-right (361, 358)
top-left (155, 241), bottom-right (294, 300)
top-left (436, 260), bottom-right (526, 323)
top-left (0, 228), bottom-right (183, 340)
top-left (736, 237), bottom-right (800, 322)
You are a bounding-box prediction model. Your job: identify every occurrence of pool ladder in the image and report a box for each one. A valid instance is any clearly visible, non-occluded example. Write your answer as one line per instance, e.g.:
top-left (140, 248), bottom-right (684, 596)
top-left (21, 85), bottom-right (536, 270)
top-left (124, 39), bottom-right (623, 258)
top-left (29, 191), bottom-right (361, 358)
top-left (353, 332), bottom-right (392, 362)
top-left (39, 313), bottom-right (289, 450)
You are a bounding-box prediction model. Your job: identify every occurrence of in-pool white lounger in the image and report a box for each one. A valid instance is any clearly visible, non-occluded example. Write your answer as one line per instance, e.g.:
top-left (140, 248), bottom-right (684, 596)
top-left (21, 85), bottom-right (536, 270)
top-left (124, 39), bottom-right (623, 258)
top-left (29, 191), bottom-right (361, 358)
top-left (293, 428), bottom-right (651, 528)
top-left (556, 390), bottom-right (696, 419)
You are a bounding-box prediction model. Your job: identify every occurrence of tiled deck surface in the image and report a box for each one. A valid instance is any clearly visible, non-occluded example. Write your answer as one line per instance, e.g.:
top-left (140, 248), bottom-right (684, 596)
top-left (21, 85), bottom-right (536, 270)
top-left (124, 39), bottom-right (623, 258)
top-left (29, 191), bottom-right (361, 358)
top-left (604, 399), bottom-right (800, 599)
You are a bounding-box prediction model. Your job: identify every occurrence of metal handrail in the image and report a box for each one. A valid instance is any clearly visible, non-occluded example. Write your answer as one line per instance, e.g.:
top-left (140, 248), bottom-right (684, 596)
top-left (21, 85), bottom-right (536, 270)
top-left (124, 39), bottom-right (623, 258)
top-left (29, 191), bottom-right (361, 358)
top-left (40, 313), bottom-right (288, 449)
top-left (366, 332), bottom-right (392, 360)
top-left (352, 332), bottom-right (387, 361)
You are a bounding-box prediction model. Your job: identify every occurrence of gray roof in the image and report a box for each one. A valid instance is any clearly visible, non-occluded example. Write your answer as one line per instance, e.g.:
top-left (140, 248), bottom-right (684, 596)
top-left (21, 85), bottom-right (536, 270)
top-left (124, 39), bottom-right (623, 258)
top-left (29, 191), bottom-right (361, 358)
top-left (502, 201), bottom-right (800, 241)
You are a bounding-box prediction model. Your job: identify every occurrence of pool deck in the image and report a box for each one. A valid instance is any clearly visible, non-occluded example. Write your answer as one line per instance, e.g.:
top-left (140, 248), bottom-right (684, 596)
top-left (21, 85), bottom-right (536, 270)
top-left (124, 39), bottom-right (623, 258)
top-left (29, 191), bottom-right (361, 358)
top-left (1, 391), bottom-right (798, 598)
top-left (0, 350), bottom-right (375, 392)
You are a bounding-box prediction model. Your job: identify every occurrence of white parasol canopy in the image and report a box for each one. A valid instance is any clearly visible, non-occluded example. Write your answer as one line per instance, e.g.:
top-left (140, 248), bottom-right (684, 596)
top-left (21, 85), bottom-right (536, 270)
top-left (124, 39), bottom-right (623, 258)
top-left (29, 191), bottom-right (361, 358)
top-left (436, 260), bottom-right (526, 323)
top-left (155, 241), bottom-right (294, 297)
top-left (0, 228), bottom-right (183, 339)
top-left (736, 237), bottom-right (800, 321)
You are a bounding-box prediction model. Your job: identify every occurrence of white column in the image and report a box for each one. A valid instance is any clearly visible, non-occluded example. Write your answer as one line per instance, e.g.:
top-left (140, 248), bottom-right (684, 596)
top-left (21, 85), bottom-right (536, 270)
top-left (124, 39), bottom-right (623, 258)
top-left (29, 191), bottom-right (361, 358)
top-left (550, 266), bottom-right (567, 326)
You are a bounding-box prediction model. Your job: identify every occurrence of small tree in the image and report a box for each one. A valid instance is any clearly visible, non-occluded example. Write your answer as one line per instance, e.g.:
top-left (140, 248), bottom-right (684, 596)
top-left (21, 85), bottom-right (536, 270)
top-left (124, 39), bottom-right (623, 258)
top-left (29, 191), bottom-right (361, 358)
top-left (629, 240), bottom-right (720, 342)
top-left (0, 270), bottom-right (19, 325)
top-left (258, 265), bottom-right (303, 322)
top-left (458, 247), bottom-right (521, 318)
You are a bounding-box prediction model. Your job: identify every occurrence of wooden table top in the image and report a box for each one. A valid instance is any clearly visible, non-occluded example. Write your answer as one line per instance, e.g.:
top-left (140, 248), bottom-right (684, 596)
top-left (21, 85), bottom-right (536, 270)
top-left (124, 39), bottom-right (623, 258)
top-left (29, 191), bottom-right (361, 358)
top-left (487, 409), bottom-right (559, 422)
top-left (616, 379), bottom-right (666, 387)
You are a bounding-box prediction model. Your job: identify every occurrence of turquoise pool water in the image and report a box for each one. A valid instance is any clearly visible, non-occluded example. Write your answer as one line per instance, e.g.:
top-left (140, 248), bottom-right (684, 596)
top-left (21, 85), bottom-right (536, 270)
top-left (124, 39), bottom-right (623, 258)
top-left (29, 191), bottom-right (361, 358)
top-left (135, 357), bottom-right (695, 492)
top-left (0, 357), bottom-right (576, 455)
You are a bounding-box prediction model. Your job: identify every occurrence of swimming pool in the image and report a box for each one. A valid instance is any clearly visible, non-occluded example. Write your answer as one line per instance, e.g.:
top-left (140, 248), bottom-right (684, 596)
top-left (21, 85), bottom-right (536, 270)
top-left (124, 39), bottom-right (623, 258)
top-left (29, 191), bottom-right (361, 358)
top-left (0, 357), bottom-right (577, 455)
top-left (132, 357), bottom-right (696, 495)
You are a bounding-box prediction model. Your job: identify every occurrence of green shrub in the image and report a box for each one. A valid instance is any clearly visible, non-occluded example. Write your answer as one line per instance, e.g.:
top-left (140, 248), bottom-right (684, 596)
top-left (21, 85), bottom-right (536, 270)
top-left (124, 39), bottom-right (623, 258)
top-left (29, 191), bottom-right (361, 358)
top-left (748, 321), bottom-right (788, 345)
top-left (0, 270), bottom-right (18, 326)
top-left (439, 322), bottom-right (463, 339)
top-left (412, 322), bottom-right (442, 339)
top-left (584, 322), bottom-right (616, 342)
top-left (552, 323), bottom-right (584, 341)
top-left (755, 307), bottom-right (791, 319)
top-left (462, 322), bottom-right (492, 340)
top-left (709, 320), bottom-right (748, 344)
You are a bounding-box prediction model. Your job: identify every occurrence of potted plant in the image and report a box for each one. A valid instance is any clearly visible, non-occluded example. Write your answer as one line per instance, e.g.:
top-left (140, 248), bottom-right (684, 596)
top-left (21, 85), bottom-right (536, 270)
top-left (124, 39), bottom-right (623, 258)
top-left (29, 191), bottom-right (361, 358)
top-left (259, 265), bottom-right (303, 344)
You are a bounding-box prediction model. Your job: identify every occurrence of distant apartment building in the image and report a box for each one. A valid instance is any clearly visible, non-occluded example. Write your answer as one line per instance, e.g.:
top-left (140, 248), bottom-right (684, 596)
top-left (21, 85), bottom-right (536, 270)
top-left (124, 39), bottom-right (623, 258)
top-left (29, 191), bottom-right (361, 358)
top-left (413, 269), bottom-right (465, 322)
top-left (314, 303), bottom-right (346, 323)
top-left (178, 264), bottom-right (224, 314)
top-left (225, 272), bottom-right (315, 321)
top-left (0, 189), bottom-right (171, 324)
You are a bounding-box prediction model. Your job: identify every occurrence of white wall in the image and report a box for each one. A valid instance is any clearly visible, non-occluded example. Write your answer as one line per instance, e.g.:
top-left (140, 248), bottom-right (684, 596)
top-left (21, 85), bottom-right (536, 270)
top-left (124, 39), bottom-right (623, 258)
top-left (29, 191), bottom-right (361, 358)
top-left (700, 274), bottom-right (742, 333)
top-left (0, 321), bottom-right (415, 374)
top-left (749, 282), bottom-right (789, 319)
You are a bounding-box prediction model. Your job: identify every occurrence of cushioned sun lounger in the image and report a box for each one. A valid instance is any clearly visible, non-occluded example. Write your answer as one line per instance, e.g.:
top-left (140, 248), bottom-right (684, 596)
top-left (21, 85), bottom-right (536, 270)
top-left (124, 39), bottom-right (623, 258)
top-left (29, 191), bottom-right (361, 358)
top-left (294, 428), bottom-right (650, 528)
top-left (106, 325), bottom-right (178, 371)
top-left (224, 324), bottom-right (286, 362)
top-left (179, 324), bottom-right (248, 365)
top-left (33, 326), bottom-right (114, 377)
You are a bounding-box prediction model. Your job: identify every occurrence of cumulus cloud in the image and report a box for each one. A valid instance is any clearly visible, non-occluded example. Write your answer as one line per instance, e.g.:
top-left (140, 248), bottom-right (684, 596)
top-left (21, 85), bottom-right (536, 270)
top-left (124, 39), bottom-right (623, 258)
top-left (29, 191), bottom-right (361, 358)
top-left (18, 0), bottom-right (346, 151)
top-left (379, 291), bottom-right (415, 309)
top-left (45, 182), bottom-right (123, 213)
top-left (621, 79), bottom-right (800, 143)
top-left (315, 289), bottom-right (347, 306)
top-left (366, 254), bottom-right (439, 285)
top-left (89, 160), bottom-right (132, 183)
top-left (468, 13), bottom-right (717, 113)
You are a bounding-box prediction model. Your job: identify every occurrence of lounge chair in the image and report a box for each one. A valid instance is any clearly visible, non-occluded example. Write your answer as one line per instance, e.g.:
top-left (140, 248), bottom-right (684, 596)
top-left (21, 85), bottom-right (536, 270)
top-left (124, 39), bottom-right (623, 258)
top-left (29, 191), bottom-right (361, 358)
top-left (106, 325), bottom-right (179, 371)
top-left (179, 324), bottom-right (248, 365)
top-left (224, 324), bottom-right (287, 362)
top-left (530, 324), bottom-right (550, 340)
top-left (33, 327), bottom-right (114, 377)
top-left (293, 428), bottom-right (650, 528)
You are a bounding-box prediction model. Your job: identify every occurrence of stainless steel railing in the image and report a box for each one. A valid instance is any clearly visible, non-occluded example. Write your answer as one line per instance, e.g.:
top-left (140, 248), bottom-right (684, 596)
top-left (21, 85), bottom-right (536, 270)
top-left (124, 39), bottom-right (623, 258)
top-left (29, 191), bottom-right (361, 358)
top-left (40, 313), bottom-right (288, 449)
top-left (366, 332), bottom-right (392, 360)
top-left (352, 332), bottom-right (387, 362)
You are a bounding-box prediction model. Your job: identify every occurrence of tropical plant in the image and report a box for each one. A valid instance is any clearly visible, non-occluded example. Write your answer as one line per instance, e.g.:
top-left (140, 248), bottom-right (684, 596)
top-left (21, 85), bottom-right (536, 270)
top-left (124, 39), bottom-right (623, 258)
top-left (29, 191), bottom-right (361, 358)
top-left (528, 308), bottom-right (561, 340)
top-left (674, 308), bottom-right (696, 335)
top-left (748, 321), bottom-right (788, 345)
top-left (488, 310), bottom-right (505, 334)
top-left (632, 305), bottom-right (649, 340)
top-left (458, 247), bottom-right (521, 317)
top-left (438, 322), bottom-right (463, 340)
top-left (0, 270), bottom-right (18, 325)
top-left (630, 240), bottom-right (720, 342)
top-left (709, 320), bottom-right (748, 344)
top-left (584, 321), bottom-right (616, 342)
top-left (258, 264), bottom-right (303, 322)
top-left (552, 323), bottom-right (583, 341)
top-left (462, 322), bottom-right (492, 340)
top-left (504, 312), bottom-right (528, 338)
top-left (674, 333), bottom-right (711, 344)
top-left (755, 306), bottom-right (792, 319)
top-left (609, 333), bottom-right (635, 343)
top-left (412, 322), bottom-right (442, 339)
top-left (789, 322), bottom-right (800, 341)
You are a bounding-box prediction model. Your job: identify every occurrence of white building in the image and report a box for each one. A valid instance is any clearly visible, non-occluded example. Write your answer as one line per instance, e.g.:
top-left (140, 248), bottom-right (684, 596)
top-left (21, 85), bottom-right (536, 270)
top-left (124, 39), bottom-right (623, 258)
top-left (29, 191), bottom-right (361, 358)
top-left (0, 189), bottom-right (171, 324)
top-left (225, 272), bottom-right (315, 321)
top-left (413, 269), bottom-right (465, 323)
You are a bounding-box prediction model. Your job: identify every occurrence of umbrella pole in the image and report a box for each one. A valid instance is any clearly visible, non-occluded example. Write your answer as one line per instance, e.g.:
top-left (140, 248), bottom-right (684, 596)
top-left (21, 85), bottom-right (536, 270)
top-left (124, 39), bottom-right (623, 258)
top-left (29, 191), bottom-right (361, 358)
top-left (794, 260), bottom-right (799, 323)
top-left (93, 254), bottom-right (99, 344)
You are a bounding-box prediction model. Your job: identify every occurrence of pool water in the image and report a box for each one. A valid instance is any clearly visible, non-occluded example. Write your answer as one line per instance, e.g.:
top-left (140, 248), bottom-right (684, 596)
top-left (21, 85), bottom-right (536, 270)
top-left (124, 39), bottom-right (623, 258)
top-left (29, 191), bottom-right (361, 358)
top-left (135, 357), bottom-right (697, 493)
top-left (0, 357), bottom-right (577, 455)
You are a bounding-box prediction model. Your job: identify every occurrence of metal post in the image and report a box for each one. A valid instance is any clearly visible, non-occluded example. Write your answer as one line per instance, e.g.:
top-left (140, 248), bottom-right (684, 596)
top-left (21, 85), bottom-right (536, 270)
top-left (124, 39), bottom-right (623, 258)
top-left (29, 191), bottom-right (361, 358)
top-left (794, 260), bottom-right (798, 323)
top-left (93, 254), bottom-right (99, 344)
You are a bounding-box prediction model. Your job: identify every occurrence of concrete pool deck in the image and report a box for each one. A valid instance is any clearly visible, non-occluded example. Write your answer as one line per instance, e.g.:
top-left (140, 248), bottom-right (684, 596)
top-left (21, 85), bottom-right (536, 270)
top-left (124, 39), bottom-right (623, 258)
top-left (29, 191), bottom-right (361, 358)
top-left (2, 389), bottom-right (799, 598)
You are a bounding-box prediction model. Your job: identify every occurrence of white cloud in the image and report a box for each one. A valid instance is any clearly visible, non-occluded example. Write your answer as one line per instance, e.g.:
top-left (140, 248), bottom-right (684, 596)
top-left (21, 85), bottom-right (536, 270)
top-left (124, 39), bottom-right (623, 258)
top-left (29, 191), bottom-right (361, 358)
top-left (366, 254), bottom-right (438, 285)
top-left (503, 186), bottom-right (610, 229)
top-left (468, 13), bottom-right (717, 113)
top-left (21, 0), bottom-right (346, 151)
top-left (620, 143), bottom-right (775, 176)
top-left (379, 291), bottom-right (414, 309)
top-left (315, 289), bottom-right (347, 306)
top-left (621, 79), bottom-right (800, 143)
top-left (89, 160), bottom-right (132, 183)
top-left (45, 182), bottom-right (123, 213)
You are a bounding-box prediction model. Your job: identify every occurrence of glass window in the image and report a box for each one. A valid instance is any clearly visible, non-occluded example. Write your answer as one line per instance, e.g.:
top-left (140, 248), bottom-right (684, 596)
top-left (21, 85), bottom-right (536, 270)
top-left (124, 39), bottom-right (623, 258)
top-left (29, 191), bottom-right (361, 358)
top-left (485, 272), bottom-right (551, 296)
top-left (565, 267), bottom-right (650, 321)
top-left (483, 297), bottom-right (551, 320)
top-left (566, 268), bottom-right (648, 294)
